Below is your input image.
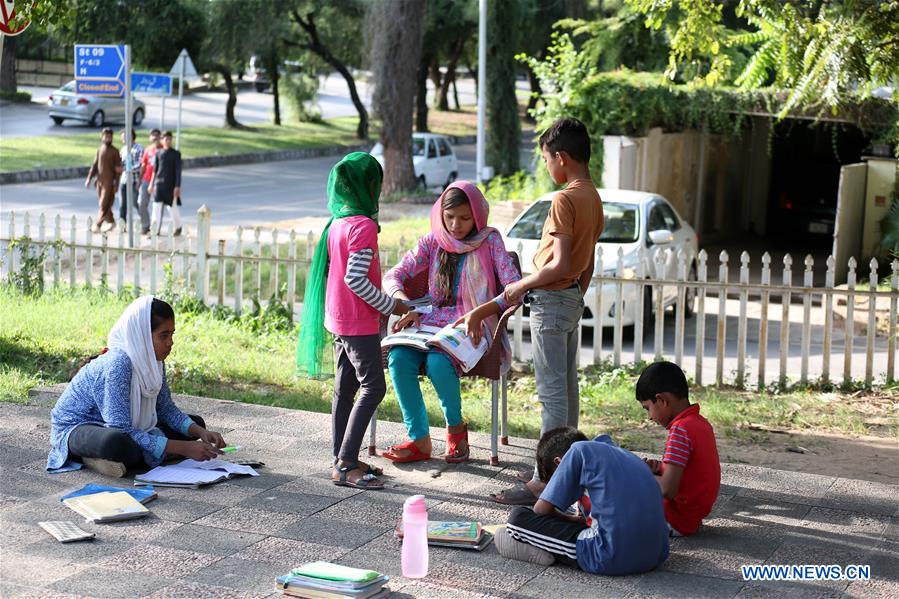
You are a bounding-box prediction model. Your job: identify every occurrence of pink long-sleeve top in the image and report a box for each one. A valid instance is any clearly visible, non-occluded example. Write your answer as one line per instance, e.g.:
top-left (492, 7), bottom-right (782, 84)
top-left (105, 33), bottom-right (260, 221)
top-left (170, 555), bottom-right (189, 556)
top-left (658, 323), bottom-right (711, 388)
top-left (384, 231), bottom-right (520, 327)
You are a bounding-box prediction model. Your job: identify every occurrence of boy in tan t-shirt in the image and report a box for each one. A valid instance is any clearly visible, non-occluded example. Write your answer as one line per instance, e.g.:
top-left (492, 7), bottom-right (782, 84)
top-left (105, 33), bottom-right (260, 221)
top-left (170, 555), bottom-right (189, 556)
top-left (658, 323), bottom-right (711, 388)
top-left (485, 117), bottom-right (603, 505)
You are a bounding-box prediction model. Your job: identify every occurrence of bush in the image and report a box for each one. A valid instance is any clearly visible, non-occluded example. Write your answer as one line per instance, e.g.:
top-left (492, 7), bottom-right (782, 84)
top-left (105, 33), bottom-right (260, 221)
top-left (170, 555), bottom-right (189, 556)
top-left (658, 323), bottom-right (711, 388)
top-left (479, 170), bottom-right (555, 204)
top-left (0, 90), bottom-right (32, 103)
top-left (281, 73), bottom-right (322, 123)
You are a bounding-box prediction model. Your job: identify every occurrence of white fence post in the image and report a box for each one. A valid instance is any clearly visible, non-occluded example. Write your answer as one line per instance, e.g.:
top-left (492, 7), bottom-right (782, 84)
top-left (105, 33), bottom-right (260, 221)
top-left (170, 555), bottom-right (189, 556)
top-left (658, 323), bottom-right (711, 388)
top-left (513, 241), bottom-right (525, 361)
top-left (801, 255), bottom-right (813, 384)
top-left (716, 251), bottom-right (728, 386)
top-left (593, 245), bottom-right (603, 364)
top-left (844, 257), bottom-right (856, 386)
top-left (254, 226), bottom-right (262, 300)
top-left (694, 250), bottom-right (707, 385)
top-left (53, 215), bottom-right (62, 289)
top-left (654, 250), bottom-right (666, 361)
top-left (271, 228), bottom-right (280, 298)
top-left (866, 258), bottom-right (878, 386)
top-left (84, 217), bottom-right (93, 289)
top-left (758, 252), bottom-right (771, 389)
top-left (613, 247), bottom-right (624, 367)
top-left (5, 211), bottom-right (15, 278)
top-left (779, 254), bottom-right (792, 387)
top-left (823, 256), bottom-right (835, 384)
top-left (117, 229), bottom-right (125, 292)
top-left (69, 216), bottom-right (77, 289)
top-left (634, 246), bottom-right (645, 364)
top-left (38, 213), bottom-right (46, 289)
top-left (218, 239), bottom-right (226, 306)
top-left (195, 205), bottom-right (211, 302)
top-left (674, 249), bottom-right (687, 367)
top-left (235, 227), bottom-right (244, 314)
top-left (888, 260), bottom-right (898, 383)
top-left (736, 252), bottom-right (749, 389)
top-left (288, 229), bottom-right (297, 315)
top-left (150, 227), bottom-right (158, 294)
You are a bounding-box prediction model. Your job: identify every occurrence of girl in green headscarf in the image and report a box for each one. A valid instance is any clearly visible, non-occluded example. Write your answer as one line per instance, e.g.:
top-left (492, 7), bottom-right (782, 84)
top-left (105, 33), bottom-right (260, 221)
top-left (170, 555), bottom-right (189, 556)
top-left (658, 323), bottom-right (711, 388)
top-left (297, 152), bottom-right (409, 489)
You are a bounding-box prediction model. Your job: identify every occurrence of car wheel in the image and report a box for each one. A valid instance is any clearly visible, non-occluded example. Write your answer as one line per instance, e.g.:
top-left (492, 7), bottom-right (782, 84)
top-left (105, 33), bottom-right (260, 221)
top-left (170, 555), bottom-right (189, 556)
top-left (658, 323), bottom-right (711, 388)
top-left (255, 83), bottom-right (269, 93)
top-left (681, 264), bottom-right (697, 317)
top-left (132, 108), bottom-right (144, 126)
top-left (418, 175), bottom-right (427, 190)
top-left (444, 171), bottom-right (458, 189)
top-left (51, 116), bottom-right (64, 125)
top-left (90, 110), bottom-right (105, 127)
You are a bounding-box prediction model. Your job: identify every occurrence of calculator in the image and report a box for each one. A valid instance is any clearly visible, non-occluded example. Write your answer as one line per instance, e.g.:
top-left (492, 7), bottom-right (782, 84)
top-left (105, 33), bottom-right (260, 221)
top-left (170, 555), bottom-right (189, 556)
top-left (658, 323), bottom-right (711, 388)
top-left (38, 521), bottom-right (95, 543)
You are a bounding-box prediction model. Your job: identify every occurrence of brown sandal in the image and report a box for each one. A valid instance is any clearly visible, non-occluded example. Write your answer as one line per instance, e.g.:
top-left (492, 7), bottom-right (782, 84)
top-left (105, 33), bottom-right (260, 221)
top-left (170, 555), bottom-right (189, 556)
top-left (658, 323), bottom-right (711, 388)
top-left (445, 424), bottom-right (470, 463)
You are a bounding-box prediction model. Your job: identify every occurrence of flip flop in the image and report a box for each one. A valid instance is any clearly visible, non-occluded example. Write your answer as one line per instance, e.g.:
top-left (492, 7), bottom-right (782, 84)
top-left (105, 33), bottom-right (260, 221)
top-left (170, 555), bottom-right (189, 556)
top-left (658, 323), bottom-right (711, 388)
top-left (488, 485), bottom-right (538, 506)
top-left (333, 458), bottom-right (383, 476)
top-left (333, 464), bottom-right (384, 490)
top-left (381, 440), bottom-right (432, 463)
top-left (514, 469), bottom-right (534, 484)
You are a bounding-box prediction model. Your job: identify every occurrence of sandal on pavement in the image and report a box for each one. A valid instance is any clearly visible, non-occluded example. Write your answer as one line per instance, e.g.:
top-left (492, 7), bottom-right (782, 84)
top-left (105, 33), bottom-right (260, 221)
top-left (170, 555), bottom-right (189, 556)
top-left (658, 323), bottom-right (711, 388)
top-left (488, 485), bottom-right (538, 506)
top-left (334, 457), bottom-right (383, 477)
top-left (333, 464), bottom-right (384, 490)
top-left (381, 440), bottom-right (431, 463)
top-left (514, 469), bottom-right (534, 484)
top-left (445, 424), bottom-right (470, 464)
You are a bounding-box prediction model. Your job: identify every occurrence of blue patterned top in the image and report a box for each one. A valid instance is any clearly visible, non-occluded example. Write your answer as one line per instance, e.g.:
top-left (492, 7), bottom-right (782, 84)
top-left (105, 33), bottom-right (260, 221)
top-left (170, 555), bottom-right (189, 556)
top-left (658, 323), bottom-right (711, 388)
top-left (46, 349), bottom-right (193, 472)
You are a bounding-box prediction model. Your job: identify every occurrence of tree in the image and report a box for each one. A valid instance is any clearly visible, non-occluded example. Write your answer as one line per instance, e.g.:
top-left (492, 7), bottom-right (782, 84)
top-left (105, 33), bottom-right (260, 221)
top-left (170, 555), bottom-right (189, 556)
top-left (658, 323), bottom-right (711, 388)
top-left (487, 0), bottom-right (524, 177)
top-left (202, 0), bottom-right (257, 128)
top-left (0, 35), bottom-right (18, 93)
top-left (423, 0), bottom-right (478, 112)
top-left (626, 0), bottom-right (899, 116)
top-left (370, 0), bottom-right (427, 194)
top-left (284, 1), bottom-right (369, 139)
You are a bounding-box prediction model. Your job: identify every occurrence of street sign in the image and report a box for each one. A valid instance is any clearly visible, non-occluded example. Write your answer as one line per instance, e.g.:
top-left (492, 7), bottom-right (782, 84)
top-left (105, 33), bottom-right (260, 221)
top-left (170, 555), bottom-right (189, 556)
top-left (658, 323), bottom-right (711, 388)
top-left (75, 79), bottom-right (124, 97)
top-left (131, 72), bottom-right (172, 96)
top-left (74, 44), bottom-right (125, 80)
top-left (169, 49), bottom-right (198, 79)
top-left (0, 1), bottom-right (30, 36)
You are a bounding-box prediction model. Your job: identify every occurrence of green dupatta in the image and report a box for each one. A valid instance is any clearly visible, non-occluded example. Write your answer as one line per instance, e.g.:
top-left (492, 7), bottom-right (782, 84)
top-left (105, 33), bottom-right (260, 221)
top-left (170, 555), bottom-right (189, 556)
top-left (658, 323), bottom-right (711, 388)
top-left (296, 152), bottom-right (383, 378)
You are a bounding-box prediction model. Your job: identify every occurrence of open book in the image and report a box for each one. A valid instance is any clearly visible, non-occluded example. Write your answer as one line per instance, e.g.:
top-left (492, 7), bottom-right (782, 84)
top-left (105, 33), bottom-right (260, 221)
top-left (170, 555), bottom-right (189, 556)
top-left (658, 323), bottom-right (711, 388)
top-left (134, 458), bottom-right (258, 488)
top-left (381, 323), bottom-right (488, 372)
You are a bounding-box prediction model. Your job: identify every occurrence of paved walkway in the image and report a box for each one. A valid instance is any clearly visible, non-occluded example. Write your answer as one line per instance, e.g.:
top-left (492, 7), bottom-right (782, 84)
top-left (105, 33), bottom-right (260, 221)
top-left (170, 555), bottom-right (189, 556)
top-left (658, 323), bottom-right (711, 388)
top-left (1, 387), bottom-right (896, 598)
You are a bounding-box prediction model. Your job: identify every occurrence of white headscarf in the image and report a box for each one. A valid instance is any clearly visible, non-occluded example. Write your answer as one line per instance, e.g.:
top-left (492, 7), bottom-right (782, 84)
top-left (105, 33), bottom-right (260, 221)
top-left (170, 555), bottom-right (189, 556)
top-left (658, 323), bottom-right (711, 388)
top-left (107, 295), bottom-right (164, 431)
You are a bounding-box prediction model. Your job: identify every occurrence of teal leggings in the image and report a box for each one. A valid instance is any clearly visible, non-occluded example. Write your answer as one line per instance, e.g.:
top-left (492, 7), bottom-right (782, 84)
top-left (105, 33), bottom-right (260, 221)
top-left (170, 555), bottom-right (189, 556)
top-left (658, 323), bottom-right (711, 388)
top-left (387, 347), bottom-right (462, 440)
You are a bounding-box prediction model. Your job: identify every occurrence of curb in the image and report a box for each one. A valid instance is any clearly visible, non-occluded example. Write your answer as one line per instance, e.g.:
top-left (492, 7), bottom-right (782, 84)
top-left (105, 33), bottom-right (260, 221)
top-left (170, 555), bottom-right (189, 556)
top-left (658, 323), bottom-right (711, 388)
top-left (0, 134), bottom-right (477, 185)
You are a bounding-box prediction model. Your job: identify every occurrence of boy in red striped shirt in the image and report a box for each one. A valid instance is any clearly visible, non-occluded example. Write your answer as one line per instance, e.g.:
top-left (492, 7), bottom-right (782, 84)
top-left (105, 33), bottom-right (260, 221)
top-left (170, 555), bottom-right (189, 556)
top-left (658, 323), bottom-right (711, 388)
top-left (636, 361), bottom-right (721, 536)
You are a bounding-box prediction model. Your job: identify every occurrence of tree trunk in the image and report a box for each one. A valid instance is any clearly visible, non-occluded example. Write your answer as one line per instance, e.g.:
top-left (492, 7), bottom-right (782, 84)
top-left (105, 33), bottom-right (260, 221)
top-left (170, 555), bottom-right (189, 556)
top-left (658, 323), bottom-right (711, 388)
top-left (211, 64), bottom-right (242, 128)
top-left (486, 0), bottom-right (521, 177)
top-left (370, 0), bottom-right (426, 195)
top-left (0, 34), bottom-right (17, 94)
top-left (452, 75), bottom-right (460, 110)
top-left (436, 37), bottom-right (465, 111)
top-left (268, 48), bottom-right (281, 126)
top-left (415, 50), bottom-right (431, 132)
top-left (525, 65), bottom-right (541, 122)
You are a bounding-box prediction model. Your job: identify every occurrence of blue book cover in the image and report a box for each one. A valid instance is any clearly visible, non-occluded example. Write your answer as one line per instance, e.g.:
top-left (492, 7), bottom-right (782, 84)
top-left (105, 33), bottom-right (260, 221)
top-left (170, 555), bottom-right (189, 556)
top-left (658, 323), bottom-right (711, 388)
top-left (60, 483), bottom-right (157, 505)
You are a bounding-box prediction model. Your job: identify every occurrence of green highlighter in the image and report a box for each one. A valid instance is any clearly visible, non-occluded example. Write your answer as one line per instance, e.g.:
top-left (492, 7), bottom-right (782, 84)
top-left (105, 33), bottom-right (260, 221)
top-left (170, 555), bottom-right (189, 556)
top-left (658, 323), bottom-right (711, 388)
top-left (220, 446), bottom-right (242, 453)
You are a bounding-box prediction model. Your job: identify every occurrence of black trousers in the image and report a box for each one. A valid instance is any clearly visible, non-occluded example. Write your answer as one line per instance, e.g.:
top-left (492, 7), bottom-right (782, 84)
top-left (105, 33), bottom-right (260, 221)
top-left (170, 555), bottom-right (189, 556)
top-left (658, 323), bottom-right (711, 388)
top-left (506, 505), bottom-right (586, 567)
top-left (67, 415), bottom-right (205, 468)
top-left (332, 335), bottom-right (386, 464)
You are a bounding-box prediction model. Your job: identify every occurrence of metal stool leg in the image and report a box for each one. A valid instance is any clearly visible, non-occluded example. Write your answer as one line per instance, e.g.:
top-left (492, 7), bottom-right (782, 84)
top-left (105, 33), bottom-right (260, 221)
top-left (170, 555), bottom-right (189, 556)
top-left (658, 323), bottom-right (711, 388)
top-left (368, 409), bottom-right (377, 456)
top-left (490, 379), bottom-right (499, 465)
top-left (500, 374), bottom-right (508, 445)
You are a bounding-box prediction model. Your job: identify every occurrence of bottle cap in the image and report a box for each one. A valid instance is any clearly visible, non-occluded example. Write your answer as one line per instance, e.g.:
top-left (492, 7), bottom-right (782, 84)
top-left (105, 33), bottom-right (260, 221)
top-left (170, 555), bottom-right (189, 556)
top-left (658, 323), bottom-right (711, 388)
top-left (403, 494), bottom-right (427, 516)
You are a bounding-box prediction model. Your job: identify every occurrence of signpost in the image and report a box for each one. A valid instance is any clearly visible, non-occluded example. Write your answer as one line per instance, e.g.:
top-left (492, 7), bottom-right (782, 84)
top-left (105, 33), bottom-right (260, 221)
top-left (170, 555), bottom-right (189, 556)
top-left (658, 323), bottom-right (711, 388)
top-left (0, 1), bottom-right (31, 36)
top-left (132, 72), bottom-right (173, 129)
top-left (169, 49), bottom-right (198, 151)
top-left (74, 44), bottom-right (135, 247)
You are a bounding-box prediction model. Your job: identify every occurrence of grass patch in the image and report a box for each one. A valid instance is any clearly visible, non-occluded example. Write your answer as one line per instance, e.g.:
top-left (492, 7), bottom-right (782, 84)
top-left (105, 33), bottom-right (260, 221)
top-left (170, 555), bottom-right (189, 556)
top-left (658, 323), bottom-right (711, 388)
top-left (3, 289), bottom-right (894, 449)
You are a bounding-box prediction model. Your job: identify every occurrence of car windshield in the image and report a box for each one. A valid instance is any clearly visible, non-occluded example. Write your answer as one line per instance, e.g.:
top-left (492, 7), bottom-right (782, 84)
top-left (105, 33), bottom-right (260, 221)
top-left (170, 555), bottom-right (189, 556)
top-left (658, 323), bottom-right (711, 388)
top-left (61, 82), bottom-right (75, 92)
top-left (599, 202), bottom-right (639, 243)
top-left (412, 138), bottom-right (426, 157)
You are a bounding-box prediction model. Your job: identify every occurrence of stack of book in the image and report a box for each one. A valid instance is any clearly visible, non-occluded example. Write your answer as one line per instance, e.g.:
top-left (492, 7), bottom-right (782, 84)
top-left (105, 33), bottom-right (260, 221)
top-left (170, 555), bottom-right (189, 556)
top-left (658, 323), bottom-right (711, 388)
top-left (395, 520), bottom-right (493, 551)
top-left (62, 491), bottom-right (149, 523)
top-left (60, 483), bottom-right (157, 505)
top-left (276, 562), bottom-right (389, 599)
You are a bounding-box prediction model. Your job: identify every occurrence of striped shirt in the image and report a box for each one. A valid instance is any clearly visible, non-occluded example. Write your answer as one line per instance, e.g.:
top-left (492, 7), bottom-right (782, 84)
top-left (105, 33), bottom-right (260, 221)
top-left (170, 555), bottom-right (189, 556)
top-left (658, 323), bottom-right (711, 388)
top-left (662, 424), bottom-right (692, 468)
top-left (345, 248), bottom-right (395, 315)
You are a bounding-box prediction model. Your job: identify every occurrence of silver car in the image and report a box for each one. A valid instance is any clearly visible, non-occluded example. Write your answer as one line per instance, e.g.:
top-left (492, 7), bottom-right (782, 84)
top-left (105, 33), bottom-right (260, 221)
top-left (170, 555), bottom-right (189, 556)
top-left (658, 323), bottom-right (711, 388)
top-left (48, 80), bottom-right (146, 128)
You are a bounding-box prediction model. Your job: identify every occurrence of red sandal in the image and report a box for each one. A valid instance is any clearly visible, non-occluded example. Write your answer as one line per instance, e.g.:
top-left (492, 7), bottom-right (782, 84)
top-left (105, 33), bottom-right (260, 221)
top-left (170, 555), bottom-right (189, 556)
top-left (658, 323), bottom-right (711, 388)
top-left (445, 424), bottom-right (470, 464)
top-left (381, 440), bottom-right (432, 463)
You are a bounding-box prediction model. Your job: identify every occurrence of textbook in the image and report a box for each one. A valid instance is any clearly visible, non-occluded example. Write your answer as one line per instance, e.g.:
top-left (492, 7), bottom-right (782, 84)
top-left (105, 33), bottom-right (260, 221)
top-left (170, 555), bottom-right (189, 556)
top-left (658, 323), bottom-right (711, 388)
top-left (62, 491), bottom-right (149, 523)
top-left (395, 520), bottom-right (493, 550)
top-left (381, 323), bottom-right (488, 372)
top-left (60, 484), bottom-right (157, 505)
top-left (134, 458), bottom-right (259, 488)
top-left (277, 562), bottom-right (389, 599)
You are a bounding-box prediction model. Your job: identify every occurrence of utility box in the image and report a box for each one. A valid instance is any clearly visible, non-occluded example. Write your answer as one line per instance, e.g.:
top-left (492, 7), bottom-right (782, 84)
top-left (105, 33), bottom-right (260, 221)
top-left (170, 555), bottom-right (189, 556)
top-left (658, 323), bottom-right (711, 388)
top-left (861, 157), bottom-right (898, 260)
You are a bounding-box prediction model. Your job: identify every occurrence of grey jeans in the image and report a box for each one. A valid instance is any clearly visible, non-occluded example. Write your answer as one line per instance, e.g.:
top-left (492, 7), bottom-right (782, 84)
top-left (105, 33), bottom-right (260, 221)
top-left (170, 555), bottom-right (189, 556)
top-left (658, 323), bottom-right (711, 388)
top-left (528, 287), bottom-right (584, 436)
top-left (332, 334), bottom-right (386, 464)
top-left (137, 180), bottom-right (153, 232)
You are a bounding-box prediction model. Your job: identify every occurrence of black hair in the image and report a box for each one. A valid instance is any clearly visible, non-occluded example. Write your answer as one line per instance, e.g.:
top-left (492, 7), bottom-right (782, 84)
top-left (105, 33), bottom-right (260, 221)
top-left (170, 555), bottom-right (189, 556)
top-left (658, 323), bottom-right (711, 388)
top-left (150, 298), bottom-right (175, 331)
top-left (101, 127), bottom-right (113, 135)
top-left (536, 426), bottom-right (588, 481)
top-left (150, 128), bottom-right (161, 136)
top-left (635, 361), bottom-right (689, 403)
top-left (538, 117), bottom-right (591, 164)
top-left (162, 130), bottom-right (173, 138)
top-left (434, 187), bottom-right (475, 306)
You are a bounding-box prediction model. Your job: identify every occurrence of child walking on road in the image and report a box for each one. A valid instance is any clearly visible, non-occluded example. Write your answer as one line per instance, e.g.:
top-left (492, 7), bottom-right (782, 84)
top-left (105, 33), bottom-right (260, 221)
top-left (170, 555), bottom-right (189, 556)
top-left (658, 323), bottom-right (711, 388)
top-left (296, 152), bottom-right (409, 490)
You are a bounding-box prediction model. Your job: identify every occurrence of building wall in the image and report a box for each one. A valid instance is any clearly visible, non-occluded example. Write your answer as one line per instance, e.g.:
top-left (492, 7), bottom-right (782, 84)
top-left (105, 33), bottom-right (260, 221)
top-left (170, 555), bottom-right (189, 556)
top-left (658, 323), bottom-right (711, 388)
top-left (15, 59), bottom-right (73, 87)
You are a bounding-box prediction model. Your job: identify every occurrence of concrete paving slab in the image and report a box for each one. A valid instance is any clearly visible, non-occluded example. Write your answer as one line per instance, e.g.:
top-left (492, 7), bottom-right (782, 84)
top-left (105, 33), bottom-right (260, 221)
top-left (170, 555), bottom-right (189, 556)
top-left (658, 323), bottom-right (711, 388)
top-left (48, 567), bottom-right (176, 598)
top-left (275, 514), bottom-right (389, 549)
top-left (185, 556), bottom-right (285, 592)
top-left (815, 477), bottom-right (899, 517)
top-left (149, 523), bottom-right (266, 556)
top-left (145, 497), bottom-right (224, 524)
top-left (97, 544), bottom-right (222, 578)
top-left (144, 580), bottom-right (273, 599)
top-left (0, 550), bottom-right (89, 588)
top-left (192, 506), bottom-right (303, 536)
top-left (233, 536), bottom-right (347, 570)
top-left (237, 489), bottom-right (339, 516)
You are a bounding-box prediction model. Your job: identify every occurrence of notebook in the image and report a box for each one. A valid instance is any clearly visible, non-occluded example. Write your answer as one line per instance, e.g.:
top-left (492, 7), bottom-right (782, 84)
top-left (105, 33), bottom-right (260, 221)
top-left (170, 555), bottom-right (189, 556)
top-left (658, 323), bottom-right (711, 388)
top-left (62, 491), bottom-right (150, 523)
top-left (134, 458), bottom-right (258, 488)
top-left (60, 484), bottom-right (157, 505)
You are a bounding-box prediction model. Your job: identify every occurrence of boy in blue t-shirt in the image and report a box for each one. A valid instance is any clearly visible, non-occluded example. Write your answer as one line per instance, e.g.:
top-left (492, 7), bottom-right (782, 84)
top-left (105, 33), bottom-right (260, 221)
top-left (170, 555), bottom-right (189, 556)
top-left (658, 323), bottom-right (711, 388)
top-left (496, 427), bottom-right (669, 575)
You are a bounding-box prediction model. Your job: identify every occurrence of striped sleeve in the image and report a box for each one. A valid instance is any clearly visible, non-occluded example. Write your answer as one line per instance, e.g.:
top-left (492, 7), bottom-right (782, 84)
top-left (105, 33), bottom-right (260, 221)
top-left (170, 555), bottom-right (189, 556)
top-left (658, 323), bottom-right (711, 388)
top-left (344, 248), bottom-right (396, 315)
top-left (662, 424), bottom-right (692, 468)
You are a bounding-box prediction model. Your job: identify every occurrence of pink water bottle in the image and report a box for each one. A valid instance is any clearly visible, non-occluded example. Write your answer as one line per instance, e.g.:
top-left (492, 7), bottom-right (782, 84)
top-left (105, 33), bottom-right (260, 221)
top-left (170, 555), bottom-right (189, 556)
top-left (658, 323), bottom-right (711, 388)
top-left (401, 494), bottom-right (429, 578)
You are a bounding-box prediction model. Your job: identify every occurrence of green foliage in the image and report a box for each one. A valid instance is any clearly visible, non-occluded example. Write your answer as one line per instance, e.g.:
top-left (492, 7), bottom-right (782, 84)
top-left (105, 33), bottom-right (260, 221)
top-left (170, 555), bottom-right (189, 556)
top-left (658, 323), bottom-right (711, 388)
top-left (281, 73), bottom-right (322, 123)
top-left (881, 194), bottom-right (899, 260)
top-left (486, 0), bottom-right (523, 177)
top-left (479, 170), bottom-right (555, 204)
top-left (0, 90), bottom-right (31, 103)
top-left (4, 237), bottom-right (64, 297)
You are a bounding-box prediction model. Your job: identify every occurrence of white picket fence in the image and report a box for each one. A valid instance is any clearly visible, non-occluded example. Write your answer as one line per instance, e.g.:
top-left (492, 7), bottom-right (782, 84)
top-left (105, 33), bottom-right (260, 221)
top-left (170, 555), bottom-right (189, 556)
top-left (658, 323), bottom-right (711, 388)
top-left (3, 207), bottom-right (898, 388)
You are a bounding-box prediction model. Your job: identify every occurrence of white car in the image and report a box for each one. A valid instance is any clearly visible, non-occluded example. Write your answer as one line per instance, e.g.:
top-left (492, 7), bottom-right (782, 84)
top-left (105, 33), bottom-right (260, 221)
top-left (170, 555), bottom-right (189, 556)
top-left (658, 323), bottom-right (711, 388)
top-left (47, 80), bottom-right (146, 127)
top-left (370, 133), bottom-right (459, 190)
top-left (501, 189), bottom-right (699, 330)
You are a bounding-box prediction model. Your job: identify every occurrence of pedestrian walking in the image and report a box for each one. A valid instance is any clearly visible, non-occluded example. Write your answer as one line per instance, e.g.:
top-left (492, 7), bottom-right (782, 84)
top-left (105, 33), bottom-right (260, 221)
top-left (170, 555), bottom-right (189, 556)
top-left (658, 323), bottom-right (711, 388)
top-left (84, 127), bottom-right (123, 234)
top-left (149, 131), bottom-right (183, 236)
top-left (118, 129), bottom-right (144, 232)
top-left (138, 129), bottom-right (161, 236)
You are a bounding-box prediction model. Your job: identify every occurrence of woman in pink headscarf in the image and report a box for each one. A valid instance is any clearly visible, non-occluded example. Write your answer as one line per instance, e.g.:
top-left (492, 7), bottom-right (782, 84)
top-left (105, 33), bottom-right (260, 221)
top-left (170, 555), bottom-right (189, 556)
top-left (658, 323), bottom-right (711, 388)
top-left (382, 182), bottom-right (520, 464)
